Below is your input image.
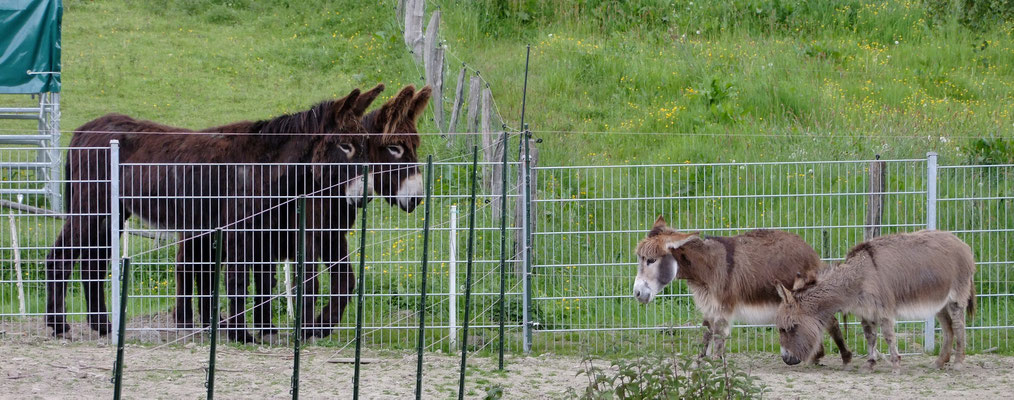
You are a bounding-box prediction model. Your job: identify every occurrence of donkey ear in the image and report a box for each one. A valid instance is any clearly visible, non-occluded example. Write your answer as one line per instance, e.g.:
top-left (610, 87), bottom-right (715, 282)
top-left (664, 235), bottom-right (698, 252)
top-left (336, 88), bottom-right (362, 116)
top-left (406, 85), bottom-right (432, 122)
top-left (653, 215), bottom-right (667, 228)
top-left (380, 85), bottom-right (417, 132)
top-left (352, 83), bottom-right (385, 117)
top-left (775, 283), bottom-right (795, 304)
top-left (791, 271), bottom-right (808, 291)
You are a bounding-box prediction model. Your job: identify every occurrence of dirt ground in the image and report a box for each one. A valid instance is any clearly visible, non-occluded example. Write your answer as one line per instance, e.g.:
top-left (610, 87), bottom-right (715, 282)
top-left (2, 335), bottom-right (1013, 399)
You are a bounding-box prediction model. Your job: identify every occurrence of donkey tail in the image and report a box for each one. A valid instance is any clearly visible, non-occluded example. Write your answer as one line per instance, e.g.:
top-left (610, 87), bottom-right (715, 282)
top-left (967, 281), bottom-right (976, 318)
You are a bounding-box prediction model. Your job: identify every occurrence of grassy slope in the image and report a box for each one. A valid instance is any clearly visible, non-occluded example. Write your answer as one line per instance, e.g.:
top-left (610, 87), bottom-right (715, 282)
top-left (435, 1), bottom-right (1014, 166)
top-left (58, 0), bottom-right (432, 145)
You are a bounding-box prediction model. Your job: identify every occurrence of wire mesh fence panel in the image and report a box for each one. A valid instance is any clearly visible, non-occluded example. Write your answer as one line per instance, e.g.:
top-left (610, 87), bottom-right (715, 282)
top-left (1, 146), bottom-right (112, 340)
top-left (5, 146), bottom-right (1013, 361)
top-left (110, 159), bottom-right (524, 352)
top-left (938, 164), bottom-right (1014, 354)
top-left (529, 159), bottom-right (930, 355)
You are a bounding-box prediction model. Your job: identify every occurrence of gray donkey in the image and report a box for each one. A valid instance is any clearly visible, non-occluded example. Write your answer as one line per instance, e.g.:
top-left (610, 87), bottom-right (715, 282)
top-left (774, 230), bottom-right (976, 371)
top-left (634, 216), bottom-right (851, 363)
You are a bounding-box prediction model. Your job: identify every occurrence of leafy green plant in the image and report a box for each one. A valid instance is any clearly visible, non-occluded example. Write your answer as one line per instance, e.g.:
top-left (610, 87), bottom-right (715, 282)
top-left (483, 384), bottom-right (505, 400)
top-left (568, 352), bottom-right (766, 399)
top-left (966, 137), bottom-right (1014, 165)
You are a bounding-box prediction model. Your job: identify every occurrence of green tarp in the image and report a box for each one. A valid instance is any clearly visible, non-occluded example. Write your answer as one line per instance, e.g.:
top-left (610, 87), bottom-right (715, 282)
top-left (0, 0), bottom-right (62, 93)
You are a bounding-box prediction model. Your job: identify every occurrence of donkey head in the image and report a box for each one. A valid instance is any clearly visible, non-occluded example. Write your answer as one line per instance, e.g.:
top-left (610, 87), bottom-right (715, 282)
top-left (310, 86), bottom-right (383, 206)
top-left (632, 215), bottom-right (699, 304)
top-left (774, 277), bottom-right (827, 365)
top-left (360, 85), bottom-right (430, 212)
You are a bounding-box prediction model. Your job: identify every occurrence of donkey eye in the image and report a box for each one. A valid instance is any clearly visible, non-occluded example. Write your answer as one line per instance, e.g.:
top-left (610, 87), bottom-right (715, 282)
top-left (339, 143), bottom-right (355, 157)
top-left (646, 258), bottom-right (657, 265)
top-left (386, 145), bottom-right (404, 158)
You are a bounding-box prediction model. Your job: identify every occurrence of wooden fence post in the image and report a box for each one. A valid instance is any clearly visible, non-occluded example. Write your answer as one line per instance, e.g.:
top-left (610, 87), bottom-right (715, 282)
top-left (447, 66), bottom-right (467, 141)
top-left (480, 87), bottom-right (496, 192)
top-left (396, 0), bottom-right (407, 22)
top-left (403, 0), bottom-right (424, 62)
top-left (463, 75), bottom-right (481, 149)
top-left (865, 155), bottom-right (885, 241)
top-left (423, 11), bottom-right (444, 131)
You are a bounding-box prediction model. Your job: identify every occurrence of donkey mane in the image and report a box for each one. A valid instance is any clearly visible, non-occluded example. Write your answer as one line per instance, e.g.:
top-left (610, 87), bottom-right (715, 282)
top-left (845, 242), bottom-right (879, 269)
top-left (230, 99), bottom-right (353, 135)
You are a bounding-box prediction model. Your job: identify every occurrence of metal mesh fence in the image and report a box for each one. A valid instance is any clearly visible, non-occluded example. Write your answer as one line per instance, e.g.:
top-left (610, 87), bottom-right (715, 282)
top-left (937, 164), bottom-right (1014, 353)
top-left (3, 145), bottom-right (1013, 358)
top-left (1, 146), bottom-right (111, 339)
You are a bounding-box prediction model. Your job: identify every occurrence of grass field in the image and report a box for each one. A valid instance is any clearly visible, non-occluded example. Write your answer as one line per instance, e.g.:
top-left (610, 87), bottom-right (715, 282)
top-left (1, 0), bottom-right (1013, 357)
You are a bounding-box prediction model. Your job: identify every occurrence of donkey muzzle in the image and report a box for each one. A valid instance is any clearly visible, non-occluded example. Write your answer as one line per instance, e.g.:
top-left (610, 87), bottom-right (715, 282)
top-left (632, 280), bottom-right (654, 304)
top-left (345, 176), bottom-right (371, 207)
top-left (781, 350), bottom-right (801, 366)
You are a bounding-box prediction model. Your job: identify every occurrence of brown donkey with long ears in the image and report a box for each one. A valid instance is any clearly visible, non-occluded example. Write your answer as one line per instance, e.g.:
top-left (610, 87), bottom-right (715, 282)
top-left (634, 216), bottom-right (851, 364)
top-left (774, 230), bottom-right (976, 371)
top-left (230, 84), bottom-right (432, 339)
top-left (297, 84), bottom-right (432, 337)
top-left (49, 88), bottom-right (379, 341)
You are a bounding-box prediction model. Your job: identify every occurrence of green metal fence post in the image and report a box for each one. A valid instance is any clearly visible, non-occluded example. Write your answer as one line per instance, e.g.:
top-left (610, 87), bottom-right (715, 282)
top-left (353, 165), bottom-right (369, 400)
top-left (415, 156), bottom-right (435, 400)
top-left (497, 129), bottom-right (509, 371)
top-left (112, 257), bottom-right (131, 400)
top-left (206, 228), bottom-right (224, 400)
top-left (291, 196), bottom-right (307, 399)
top-left (457, 147), bottom-right (479, 400)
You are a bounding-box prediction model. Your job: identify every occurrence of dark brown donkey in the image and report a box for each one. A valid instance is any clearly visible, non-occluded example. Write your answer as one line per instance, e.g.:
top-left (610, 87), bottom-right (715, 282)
top-left (775, 230), bottom-right (976, 371)
top-left (46, 88), bottom-right (380, 342)
top-left (634, 216), bottom-right (851, 363)
top-left (298, 84), bottom-right (431, 338)
top-left (239, 84), bottom-right (431, 339)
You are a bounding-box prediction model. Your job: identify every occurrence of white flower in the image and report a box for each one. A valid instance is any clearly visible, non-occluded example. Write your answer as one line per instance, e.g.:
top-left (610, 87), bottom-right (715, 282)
top-left (548, 33), bottom-right (553, 37)
top-left (939, 137), bottom-right (948, 143)
top-left (894, 40), bottom-right (899, 45)
top-left (696, 30), bottom-right (701, 35)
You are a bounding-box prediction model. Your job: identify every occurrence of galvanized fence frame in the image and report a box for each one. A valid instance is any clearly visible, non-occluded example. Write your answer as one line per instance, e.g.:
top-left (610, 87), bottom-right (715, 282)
top-left (3, 147), bottom-right (1013, 358)
top-left (528, 153), bottom-right (1013, 356)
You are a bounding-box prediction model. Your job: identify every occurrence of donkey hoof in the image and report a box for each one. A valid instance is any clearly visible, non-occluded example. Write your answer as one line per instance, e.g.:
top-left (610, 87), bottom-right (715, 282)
top-left (950, 362), bottom-right (964, 371)
top-left (227, 330), bottom-right (257, 344)
top-left (841, 351), bottom-right (853, 366)
top-left (864, 359), bottom-right (877, 372)
top-left (49, 323), bottom-right (71, 337)
top-left (91, 322), bottom-right (112, 336)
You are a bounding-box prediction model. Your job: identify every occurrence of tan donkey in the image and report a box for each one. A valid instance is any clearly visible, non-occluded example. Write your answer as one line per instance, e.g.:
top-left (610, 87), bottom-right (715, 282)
top-left (774, 230), bottom-right (976, 371)
top-left (634, 216), bottom-right (851, 364)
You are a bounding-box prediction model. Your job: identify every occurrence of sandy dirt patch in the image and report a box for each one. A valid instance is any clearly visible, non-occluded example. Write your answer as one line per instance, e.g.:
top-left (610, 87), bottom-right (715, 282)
top-left (2, 335), bottom-right (1012, 399)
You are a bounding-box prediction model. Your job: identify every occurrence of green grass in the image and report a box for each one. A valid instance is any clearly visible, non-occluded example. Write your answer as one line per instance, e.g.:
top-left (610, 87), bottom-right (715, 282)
top-left (2, 0), bottom-right (1014, 356)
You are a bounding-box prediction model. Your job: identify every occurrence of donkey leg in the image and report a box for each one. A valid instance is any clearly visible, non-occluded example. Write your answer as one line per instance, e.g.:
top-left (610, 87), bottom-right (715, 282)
top-left (861, 319), bottom-right (879, 371)
top-left (935, 309), bottom-right (954, 369)
top-left (711, 318), bottom-right (731, 359)
top-left (299, 260), bottom-right (320, 341)
top-left (79, 213), bottom-right (115, 336)
top-left (223, 263), bottom-right (256, 343)
top-left (174, 240), bottom-right (196, 329)
top-left (879, 318), bottom-right (901, 372)
top-left (313, 234), bottom-right (353, 338)
top-left (45, 218), bottom-right (86, 336)
top-left (252, 262), bottom-right (278, 336)
top-left (812, 342), bottom-right (827, 365)
top-left (81, 244), bottom-right (113, 336)
top-left (698, 319), bottom-right (714, 359)
top-left (946, 301), bottom-right (968, 369)
top-left (826, 316), bottom-right (852, 366)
